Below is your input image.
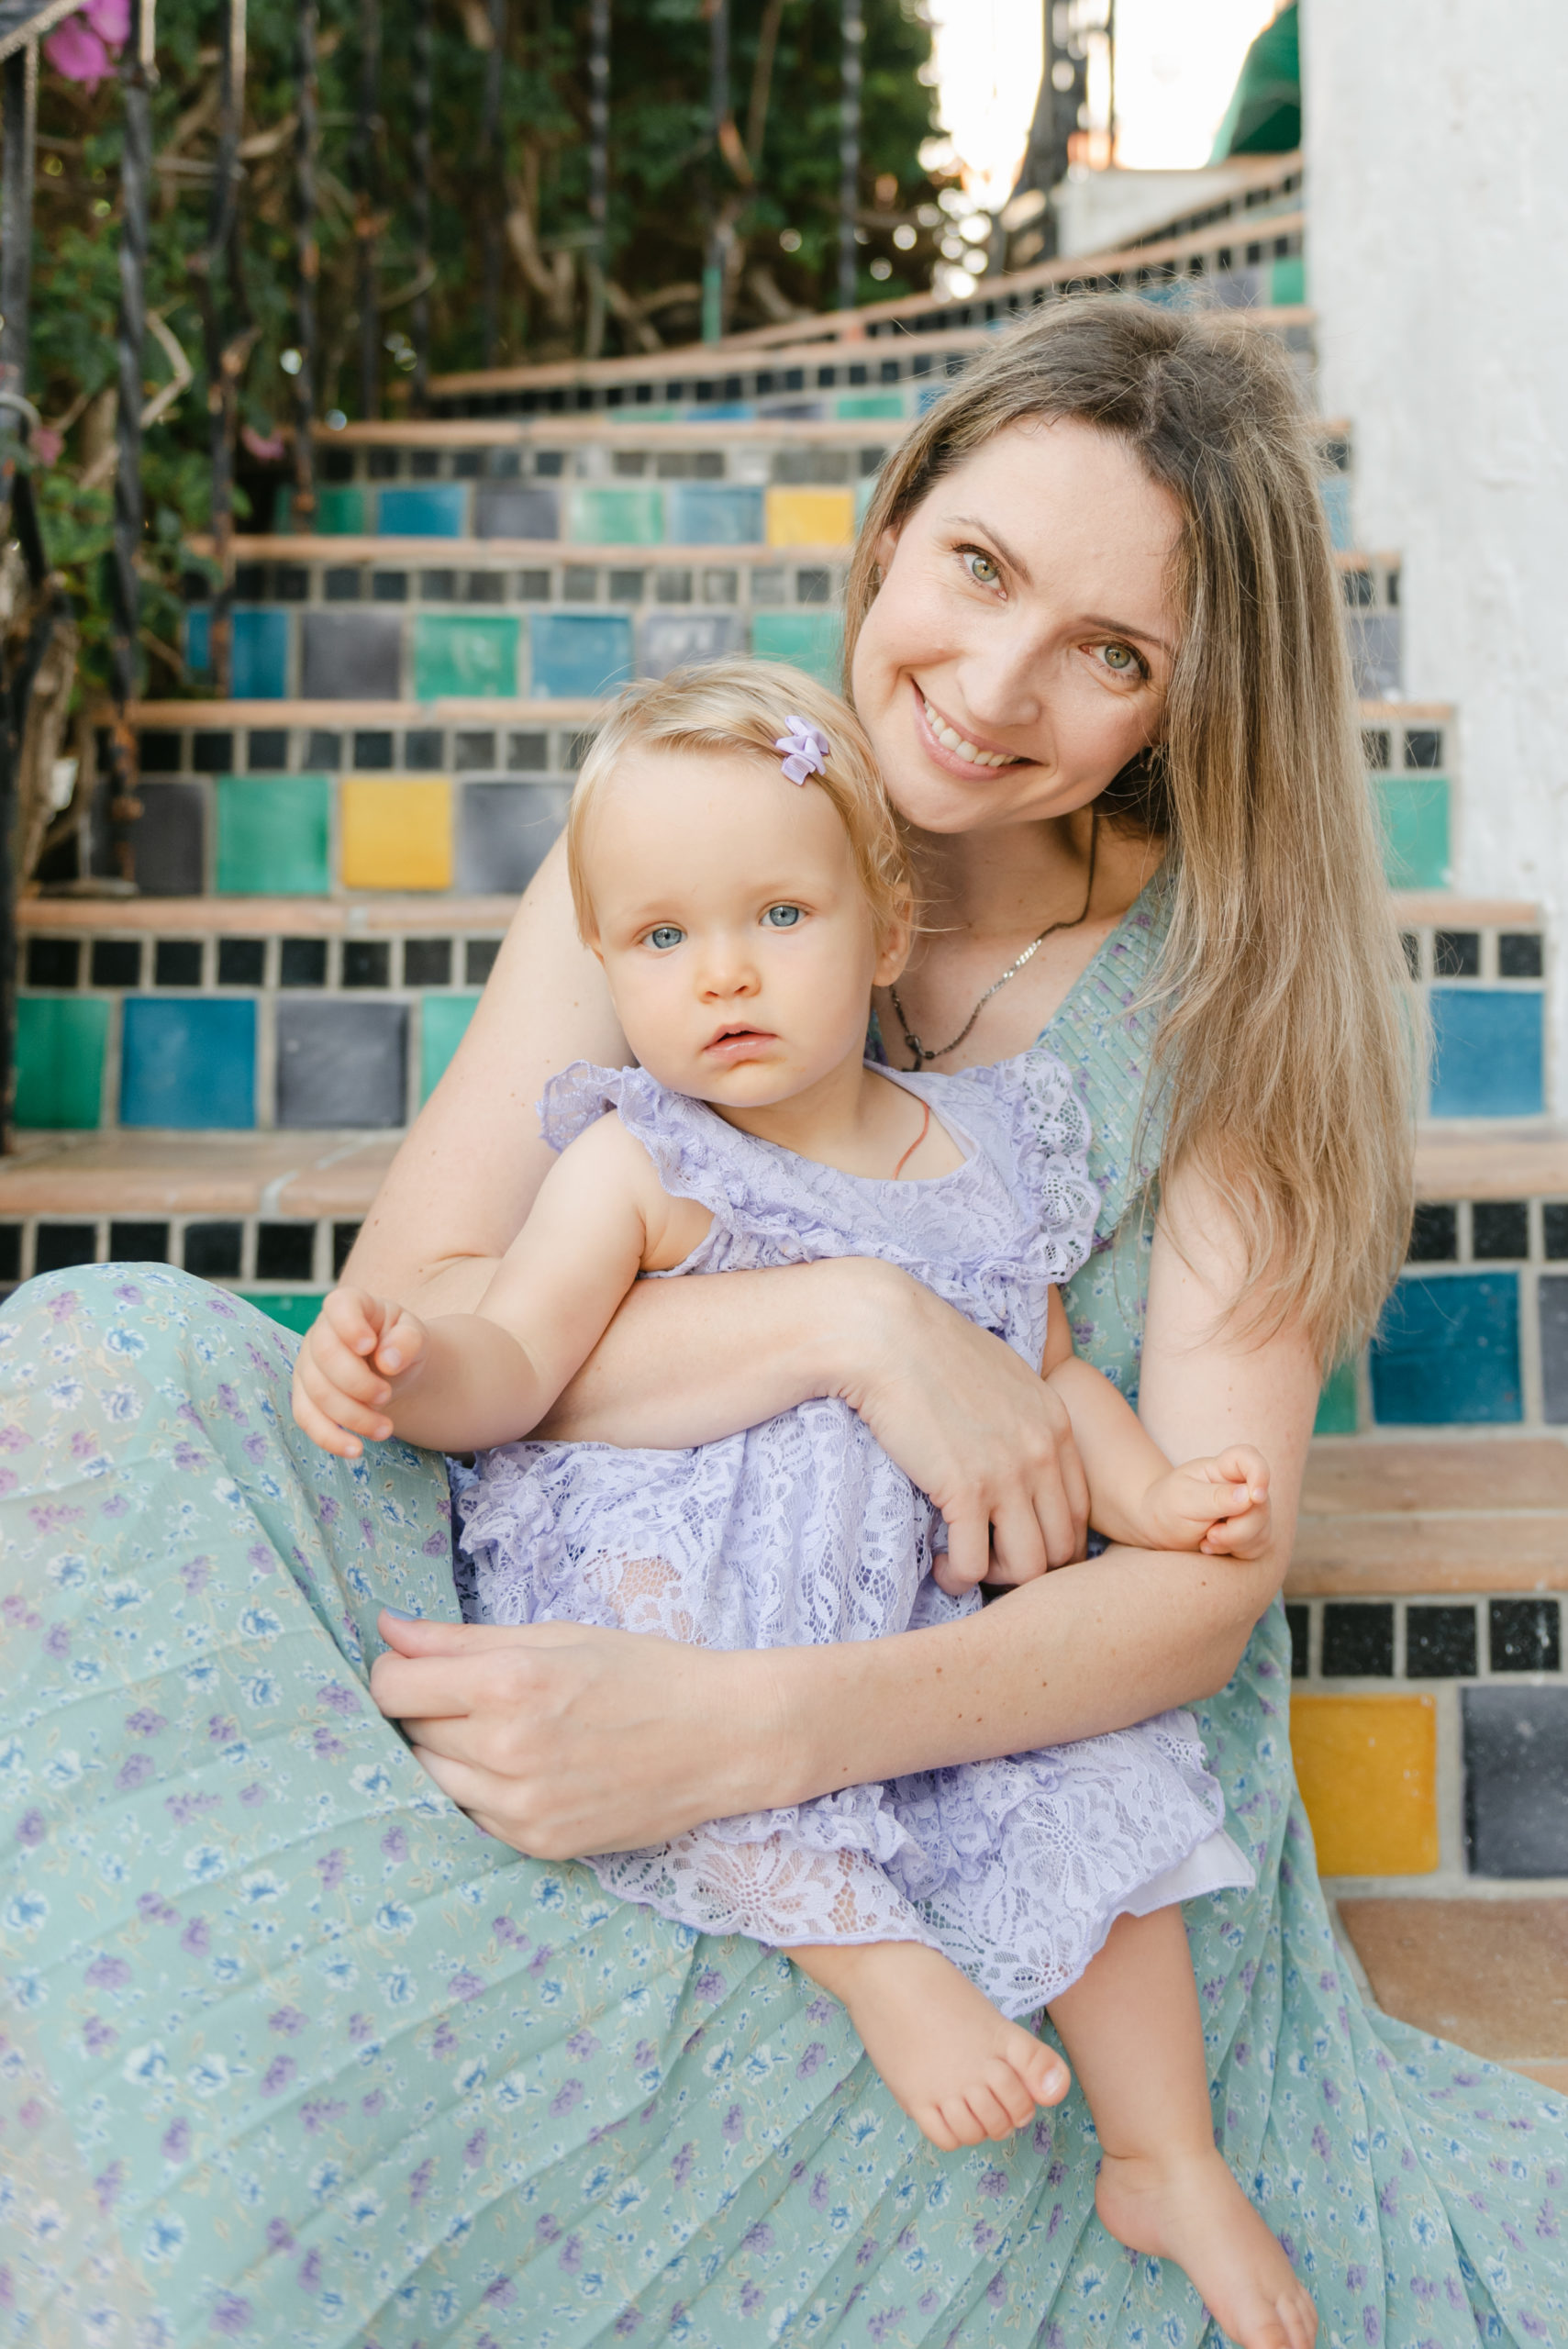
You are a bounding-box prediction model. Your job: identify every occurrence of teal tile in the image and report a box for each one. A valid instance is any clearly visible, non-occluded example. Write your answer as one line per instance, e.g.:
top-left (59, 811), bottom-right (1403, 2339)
top-left (216, 775), bottom-right (331, 896)
top-left (855, 476), bottom-right (879, 526)
top-left (316, 485), bottom-right (367, 535)
top-left (15, 996), bottom-right (107, 1129)
top-left (667, 484), bottom-right (764, 545)
top-left (239, 1292), bottom-right (325, 1336)
top-left (184, 606), bottom-right (210, 676)
top-left (569, 485), bottom-right (665, 546)
top-left (1313, 1358), bottom-right (1359, 1435)
top-left (1319, 475), bottom-right (1351, 551)
top-left (121, 1000), bottom-right (256, 1130)
top-left (420, 993), bottom-right (481, 1103)
top-left (1371, 1273), bottom-right (1520, 1425)
top-left (528, 613), bottom-right (633, 699)
top-left (835, 392), bottom-right (904, 420)
top-left (1373, 774), bottom-right (1450, 890)
top-left (1429, 989), bottom-right (1544, 1119)
top-left (378, 484), bottom-right (467, 537)
top-left (751, 609), bottom-right (844, 687)
top-left (1270, 253), bottom-right (1306, 306)
top-left (413, 613), bottom-right (519, 699)
top-left (231, 608), bottom-right (291, 698)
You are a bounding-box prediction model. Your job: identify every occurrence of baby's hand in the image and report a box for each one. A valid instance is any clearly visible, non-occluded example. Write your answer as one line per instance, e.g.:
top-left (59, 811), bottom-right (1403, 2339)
top-left (1141, 1446), bottom-right (1272, 1561)
top-left (291, 1286), bottom-right (429, 1460)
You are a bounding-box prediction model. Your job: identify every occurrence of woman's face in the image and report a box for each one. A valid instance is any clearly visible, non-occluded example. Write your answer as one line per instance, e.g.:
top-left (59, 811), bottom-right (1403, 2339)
top-left (851, 416), bottom-right (1183, 835)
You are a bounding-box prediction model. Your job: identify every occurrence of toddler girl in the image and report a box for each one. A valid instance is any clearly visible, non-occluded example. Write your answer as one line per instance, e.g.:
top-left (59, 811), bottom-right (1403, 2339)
top-left (294, 662), bottom-right (1315, 2349)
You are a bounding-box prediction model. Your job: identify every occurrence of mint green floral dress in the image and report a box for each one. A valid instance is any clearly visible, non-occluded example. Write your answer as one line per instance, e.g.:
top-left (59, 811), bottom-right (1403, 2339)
top-left (2, 885), bottom-right (1564, 2347)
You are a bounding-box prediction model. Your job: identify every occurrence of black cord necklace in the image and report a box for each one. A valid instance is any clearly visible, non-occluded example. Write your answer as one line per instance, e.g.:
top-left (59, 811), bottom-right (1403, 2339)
top-left (888, 814), bottom-right (1099, 1071)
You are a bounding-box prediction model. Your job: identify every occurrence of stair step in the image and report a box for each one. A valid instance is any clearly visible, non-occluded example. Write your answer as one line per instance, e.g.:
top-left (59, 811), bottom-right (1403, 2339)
top-left (1334, 1898), bottom-right (1568, 2086)
top-left (1289, 1434), bottom-right (1568, 1594)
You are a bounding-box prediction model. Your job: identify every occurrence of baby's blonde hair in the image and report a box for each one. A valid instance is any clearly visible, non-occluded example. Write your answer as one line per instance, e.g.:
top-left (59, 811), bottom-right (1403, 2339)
top-left (566, 660), bottom-right (913, 945)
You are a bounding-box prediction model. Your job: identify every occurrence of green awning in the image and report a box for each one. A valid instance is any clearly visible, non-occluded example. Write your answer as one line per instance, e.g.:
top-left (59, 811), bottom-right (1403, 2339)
top-left (1209, 2), bottom-right (1300, 161)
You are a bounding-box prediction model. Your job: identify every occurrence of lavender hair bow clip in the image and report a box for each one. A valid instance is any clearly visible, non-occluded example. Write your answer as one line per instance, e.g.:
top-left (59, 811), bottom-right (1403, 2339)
top-left (773, 714), bottom-right (830, 785)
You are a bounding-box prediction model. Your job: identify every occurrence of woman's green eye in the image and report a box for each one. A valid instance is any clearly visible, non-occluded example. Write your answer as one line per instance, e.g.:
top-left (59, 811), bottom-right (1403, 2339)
top-left (647, 924), bottom-right (684, 950)
top-left (764, 904), bottom-right (803, 930)
top-left (1102, 642), bottom-right (1137, 673)
top-left (964, 551), bottom-right (1000, 586)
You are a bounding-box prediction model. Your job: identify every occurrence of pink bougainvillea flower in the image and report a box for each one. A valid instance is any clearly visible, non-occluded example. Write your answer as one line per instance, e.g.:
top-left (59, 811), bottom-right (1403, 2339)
top-left (83, 0), bottom-right (131, 39)
top-left (43, 17), bottom-right (112, 85)
top-left (240, 426), bottom-right (286, 463)
top-left (30, 428), bottom-right (63, 466)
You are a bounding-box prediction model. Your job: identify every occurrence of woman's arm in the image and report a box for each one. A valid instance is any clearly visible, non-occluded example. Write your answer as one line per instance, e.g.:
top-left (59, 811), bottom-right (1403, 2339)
top-left (373, 1163), bottom-right (1321, 1856)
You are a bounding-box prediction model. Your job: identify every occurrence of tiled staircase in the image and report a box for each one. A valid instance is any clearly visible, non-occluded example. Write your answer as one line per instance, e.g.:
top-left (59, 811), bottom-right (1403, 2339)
top-left (9, 174), bottom-right (1566, 2027)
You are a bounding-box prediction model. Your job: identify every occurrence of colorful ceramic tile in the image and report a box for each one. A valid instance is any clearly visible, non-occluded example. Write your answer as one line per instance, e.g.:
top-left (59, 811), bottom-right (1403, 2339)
top-left (275, 1000), bottom-right (408, 1127)
top-left (239, 1292), bottom-right (328, 1335)
top-left (1319, 475), bottom-right (1352, 551)
top-left (412, 614), bottom-right (519, 700)
top-left (215, 776), bottom-right (331, 896)
top-left (1429, 988), bottom-right (1544, 1118)
top-left (1347, 613), bottom-right (1401, 697)
top-left (377, 484), bottom-right (468, 537)
top-left (1370, 1272), bottom-right (1521, 1425)
top-left (1373, 775), bottom-right (1450, 889)
top-left (231, 608), bottom-right (291, 699)
top-left (315, 485), bottom-right (367, 535)
top-left (120, 998), bottom-right (256, 1130)
top-left (1313, 1357), bottom-right (1358, 1435)
top-left (455, 782), bottom-right (571, 894)
top-left (300, 610), bottom-right (404, 700)
top-left (528, 612), bottom-right (634, 699)
top-left (184, 606), bottom-right (210, 675)
top-left (1462, 1687), bottom-right (1568, 1875)
top-left (339, 778), bottom-right (453, 891)
top-left (1540, 1274), bottom-right (1568, 1424)
top-left (1289, 1695), bottom-right (1438, 1875)
top-left (420, 993), bottom-right (482, 1103)
top-left (750, 609), bottom-right (844, 687)
top-left (766, 486), bottom-right (856, 547)
top-left (570, 486), bottom-right (666, 546)
top-left (474, 484), bottom-right (562, 540)
top-left (133, 783), bottom-right (206, 896)
top-left (638, 610), bottom-right (745, 679)
top-left (835, 393), bottom-right (904, 420)
top-left (14, 996), bottom-right (108, 1129)
top-left (1270, 253), bottom-right (1306, 306)
top-left (667, 484), bottom-right (765, 545)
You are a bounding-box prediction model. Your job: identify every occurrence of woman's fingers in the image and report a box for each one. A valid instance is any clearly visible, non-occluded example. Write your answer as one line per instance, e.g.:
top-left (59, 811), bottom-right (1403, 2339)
top-left (986, 1496), bottom-right (1049, 1586)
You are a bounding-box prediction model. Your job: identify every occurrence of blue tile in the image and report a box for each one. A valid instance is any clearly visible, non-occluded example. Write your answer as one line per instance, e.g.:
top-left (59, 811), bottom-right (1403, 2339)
top-left (638, 610), bottom-right (745, 678)
top-left (667, 483), bottom-right (765, 545)
top-left (231, 607), bottom-right (291, 699)
top-left (1462, 1687), bottom-right (1568, 1876)
top-left (528, 613), bottom-right (634, 699)
top-left (1429, 988), bottom-right (1544, 1118)
top-left (376, 484), bottom-right (468, 538)
top-left (185, 606), bottom-right (210, 675)
top-left (1319, 475), bottom-right (1352, 551)
top-left (1370, 1272), bottom-right (1521, 1425)
top-left (120, 999), bottom-right (256, 1130)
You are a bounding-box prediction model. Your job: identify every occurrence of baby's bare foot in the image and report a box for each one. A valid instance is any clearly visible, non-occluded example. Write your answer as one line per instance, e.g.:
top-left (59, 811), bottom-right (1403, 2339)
top-left (1095, 2143), bottom-right (1316, 2349)
top-left (805, 1941), bottom-right (1069, 2151)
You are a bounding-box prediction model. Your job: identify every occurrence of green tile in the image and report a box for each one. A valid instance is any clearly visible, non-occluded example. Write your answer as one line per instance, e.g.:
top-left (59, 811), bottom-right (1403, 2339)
top-left (1270, 253), bottom-right (1306, 306)
top-left (239, 1291), bottom-right (325, 1336)
top-left (15, 996), bottom-right (108, 1129)
top-left (835, 393), bottom-right (904, 420)
top-left (1373, 774), bottom-right (1450, 890)
top-left (1313, 1357), bottom-right (1359, 1435)
top-left (412, 613), bottom-right (519, 700)
top-left (569, 485), bottom-right (666, 546)
top-left (420, 992), bottom-right (481, 1103)
top-left (216, 775), bottom-right (331, 896)
top-left (751, 609), bottom-right (844, 687)
top-left (855, 476), bottom-right (880, 526)
top-left (315, 485), bottom-right (367, 535)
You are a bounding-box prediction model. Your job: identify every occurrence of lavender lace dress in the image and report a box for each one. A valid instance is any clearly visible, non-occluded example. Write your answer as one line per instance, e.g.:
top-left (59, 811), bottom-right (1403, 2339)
top-left (456, 1052), bottom-right (1251, 2019)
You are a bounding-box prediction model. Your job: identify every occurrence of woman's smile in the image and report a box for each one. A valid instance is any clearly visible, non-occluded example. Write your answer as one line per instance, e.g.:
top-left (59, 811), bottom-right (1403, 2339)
top-left (913, 683), bottom-right (1031, 773)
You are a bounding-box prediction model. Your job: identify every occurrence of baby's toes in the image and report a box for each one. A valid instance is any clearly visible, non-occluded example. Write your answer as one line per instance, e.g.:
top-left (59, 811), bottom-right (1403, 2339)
top-left (1006, 2026), bottom-right (1070, 2107)
top-left (934, 2096), bottom-right (988, 2149)
top-left (979, 2056), bottom-right (1038, 2131)
top-left (914, 2103), bottom-right (961, 2154)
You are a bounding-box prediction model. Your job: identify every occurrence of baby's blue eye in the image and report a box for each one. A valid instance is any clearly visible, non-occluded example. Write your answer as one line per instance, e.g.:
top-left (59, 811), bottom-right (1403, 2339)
top-left (646, 924), bottom-right (684, 951)
top-left (763, 904), bottom-right (803, 929)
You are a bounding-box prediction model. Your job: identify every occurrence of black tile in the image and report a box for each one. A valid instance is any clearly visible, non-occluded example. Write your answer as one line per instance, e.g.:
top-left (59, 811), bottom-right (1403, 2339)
top-left (279, 937), bottom-right (328, 988)
top-left (1321, 1602), bottom-right (1394, 1677)
top-left (465, 938), bottom-right (501, 986)
top-left (1404, 728), bottom-right (1442, 770)
top-left (517, 570), bottom-right (551, 602)
top-left (248, 729), bottom-right (290, 771)
top-left (454, 731), bottom-right (497, 772)
top-left (403, 937), bottom-right (451, 986)
top-left (138, 730), bottom-right (182, 773)
top-left (1434, 930), bottom-right (1480, 978)
top-left (25, 936), bottom-right (79, 988)
top-left (325, 566), bottom-right (362, 602)
top-left (507, 731), bottom-right (548, 772)
top-left (405, 729), bottom-right (444, 768)
top-left (1407, 1603), bottom-right (1477, 1678)
top-left (305, 730), bottom-right (342, 769)
top-left (464, 572), bottom-right (506, 603)
top-left (367, 448), bottom-right (400, 480)
top-left (235, 562), bottom-right (268, 600)
top-left (1472, 1201), bottom-right (1529, 1261)
top-left (255, 1221), bottom-right (317, 1282)
top-left (108, 1220), bottom-right (169, 1263)
top-left (342, 940), bottom-right (391, 988)
top-left (322, 448), bottom-right (355, 483)
top-left (89, 939), bottom-right (141, 988)
top-left (300, 611), bottom-right (402, 701)
top-left (154, 939), bottom-right (204, 987)
top-left (454, 451), bottom-right (482, 480)
top-left (796, 568), bottom-right (832, 606)
top-left (1285, 1602), bottom-right (1309, 1678)
top-left (1546, 1208), bottom-right (1568, 1261)
top-left (274, 567), bottom-right (310, 603)
top-left (475, 484), bottom-right (562, 540)
top-left (183, 1219), bottom-right (243, 1278)
top-left (130, 782), bottom-right (206, 896)
top-left (419, 570), bottom-right (457, 601)
top-left (352, 730), bottom-right (395, 771)
top-left (409, 450), bottom-right (439, 479)
top-left (608, 568), bottom-right (645, 602)
top-left (373, 571), bottom-right (409, 602)
top-left (655, 568), bottom-right (694, 604)
top-left (217, 938), bottom-right (266, 987)
top-left (1342, 567), bottom-right (1373, 607)
top-left (533, 451), bottom-right (565, 478)
top-left (0, 1225), bottom-right (20, 1283)
top-left (1498, 932), bottom-right (1543, 980)
top-left (192, 731), bottom-right (235, 774)
top-left (1407, 1203), bottom-right (1457, 1262)
top-left (1361, 729), bottom-right (1390, 770)
top-left (35, 1223), bottom-right (98, 1273)
top-left (1489, 1598), bottom-right (1561, 1673)
top-left (1463, 1687), bottom-right (1568, 1875)
top-left (1541, 1274), bottom-right (1568, 1423)
top-left (275, 1000), bottom-right (408, 1128)
top-left (1400, 930), bottom-right (1420, 977)
top-left (332, 1220), bottom-right (361, 1277)
top-left (563, 566), bottom-right (598, 602)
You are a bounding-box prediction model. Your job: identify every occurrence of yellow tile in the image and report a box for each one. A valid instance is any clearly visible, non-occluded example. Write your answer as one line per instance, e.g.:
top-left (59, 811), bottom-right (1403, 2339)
top-left (339, 779), bottom-right (452, 893)
top-left (765, 486), bottom-right (856, 548)
top-left (1290, 1694), bottom-right (1438, 1876)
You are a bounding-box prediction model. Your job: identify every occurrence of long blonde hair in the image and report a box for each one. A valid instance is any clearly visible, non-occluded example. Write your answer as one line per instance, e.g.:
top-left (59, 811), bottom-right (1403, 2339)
top-left (846, 295), bottom-right (1417, 1360)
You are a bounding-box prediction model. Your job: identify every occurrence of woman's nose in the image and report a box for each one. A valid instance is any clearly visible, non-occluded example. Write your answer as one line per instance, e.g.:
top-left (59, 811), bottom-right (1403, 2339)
top-left (955, 617), bottom-right (1050, 734)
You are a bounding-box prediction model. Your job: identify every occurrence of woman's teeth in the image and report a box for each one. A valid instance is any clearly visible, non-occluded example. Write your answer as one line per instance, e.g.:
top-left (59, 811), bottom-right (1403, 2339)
top-left (920, 697), bottom-right (1020, 767)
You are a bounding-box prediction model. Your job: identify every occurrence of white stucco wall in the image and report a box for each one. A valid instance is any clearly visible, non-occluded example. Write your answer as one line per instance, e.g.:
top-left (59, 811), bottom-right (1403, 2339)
top-left (1302, 0), bottom-right (1568, 1112)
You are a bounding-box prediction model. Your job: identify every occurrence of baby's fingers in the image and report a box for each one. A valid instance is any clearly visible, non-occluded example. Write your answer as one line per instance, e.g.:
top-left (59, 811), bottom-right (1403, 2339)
top-left (306, 1319), bottom-right (395, 1411)
top-left (1213, 1444), bottom-right (1269, 1500)
top-left (372, 1308), bottom-right (427, 1379)
top-left (320, 1285), bottom-right (387, 1354)
top-left (1199, 1501), bottom-right (1273, 1559)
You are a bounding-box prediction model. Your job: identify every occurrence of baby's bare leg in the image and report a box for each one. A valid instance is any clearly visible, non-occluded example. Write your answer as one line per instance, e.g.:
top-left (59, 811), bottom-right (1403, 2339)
top-left (1048, 1909), bottom-right (1316, 2349)
top-left (794, 1940), bottom-right (1070, 2152)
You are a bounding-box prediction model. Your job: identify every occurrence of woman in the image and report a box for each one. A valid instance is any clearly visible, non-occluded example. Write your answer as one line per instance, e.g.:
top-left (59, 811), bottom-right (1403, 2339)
top-left (3, 300), bottom-right (1562, 2345)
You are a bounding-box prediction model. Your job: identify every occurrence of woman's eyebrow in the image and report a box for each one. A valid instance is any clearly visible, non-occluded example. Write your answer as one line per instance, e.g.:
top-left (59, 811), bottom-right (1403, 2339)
top-left (1080, 612), bottom-right (1177, 660)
